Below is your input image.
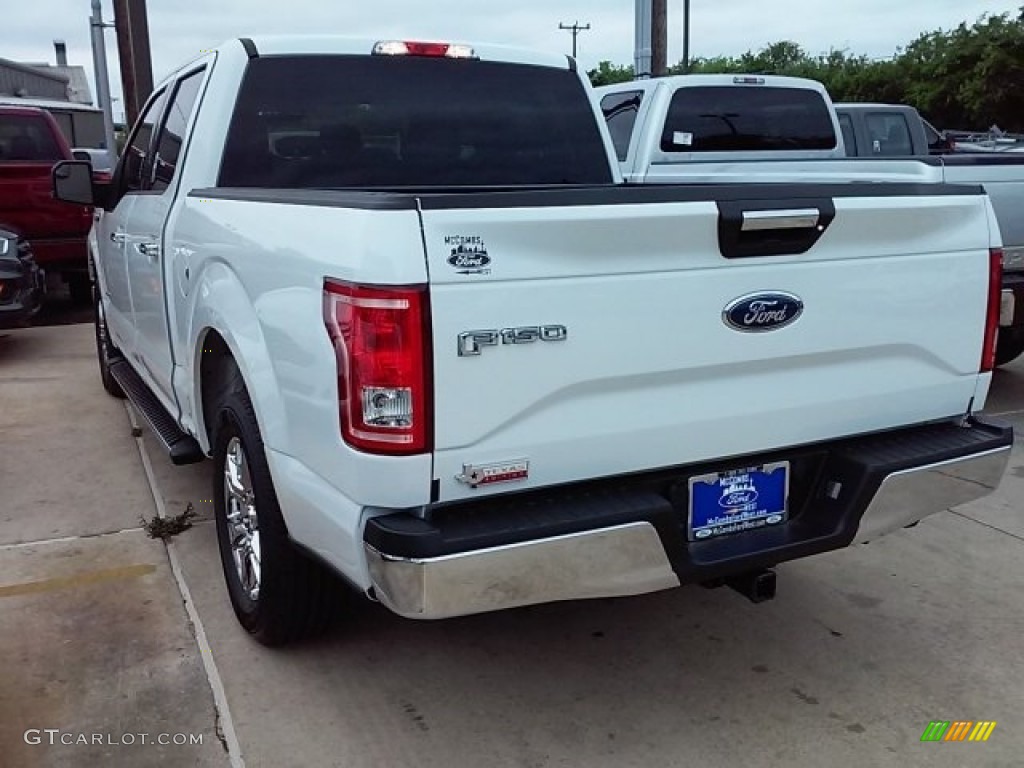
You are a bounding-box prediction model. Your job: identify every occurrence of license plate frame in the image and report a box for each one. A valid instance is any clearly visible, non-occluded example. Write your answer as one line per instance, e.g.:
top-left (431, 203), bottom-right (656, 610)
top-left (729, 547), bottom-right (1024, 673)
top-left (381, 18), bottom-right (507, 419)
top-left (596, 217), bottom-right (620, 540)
top-left (687, 461), bottom-right (789, 542)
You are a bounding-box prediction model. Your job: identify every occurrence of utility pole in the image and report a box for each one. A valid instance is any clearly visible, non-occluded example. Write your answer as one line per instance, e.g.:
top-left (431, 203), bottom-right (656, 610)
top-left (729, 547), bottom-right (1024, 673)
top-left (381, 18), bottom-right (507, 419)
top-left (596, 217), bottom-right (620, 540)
top-left (113, 0), bottom-right (153, 127)
top-left (635, 0), bottom-right (652, 78)
top-left (651, 0), bottom-right (667, 76)
top-left (682, 0), bottom-right (691, 73)
top-left (558, 21), bottom-right (591, 59)
top-left (89, 0), bottom-right (117, 157)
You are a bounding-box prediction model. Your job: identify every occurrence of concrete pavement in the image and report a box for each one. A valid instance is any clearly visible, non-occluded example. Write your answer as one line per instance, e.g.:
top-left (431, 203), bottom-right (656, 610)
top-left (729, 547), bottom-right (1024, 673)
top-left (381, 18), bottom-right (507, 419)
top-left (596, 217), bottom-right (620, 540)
top-left (2, 322), bottom-right (1023, 767)
top-left (0, 325), bottom-right (224, 767)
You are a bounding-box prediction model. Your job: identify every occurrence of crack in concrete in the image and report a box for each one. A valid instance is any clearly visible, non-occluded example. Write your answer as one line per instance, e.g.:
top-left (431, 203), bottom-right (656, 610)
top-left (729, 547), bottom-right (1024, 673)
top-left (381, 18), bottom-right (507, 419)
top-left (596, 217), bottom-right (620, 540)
top-left (950, 510), bottom-right (1024, 544)
top-left (0, 527), bottom-right (147, 551)
top-left (127, 403), bottom-right (246, 768)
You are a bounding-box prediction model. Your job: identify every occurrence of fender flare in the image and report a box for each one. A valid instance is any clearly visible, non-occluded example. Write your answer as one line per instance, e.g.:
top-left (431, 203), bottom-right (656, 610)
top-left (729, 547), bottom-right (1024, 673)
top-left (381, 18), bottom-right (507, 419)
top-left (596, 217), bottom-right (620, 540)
top-left (186, 262), bottom-right (289, 456)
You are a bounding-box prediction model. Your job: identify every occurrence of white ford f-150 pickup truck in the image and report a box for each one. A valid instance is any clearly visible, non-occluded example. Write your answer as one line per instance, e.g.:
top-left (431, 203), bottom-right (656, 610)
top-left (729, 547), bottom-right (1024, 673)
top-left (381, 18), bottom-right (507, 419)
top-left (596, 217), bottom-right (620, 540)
top-left (53, 37), bottom-right (1012, 646)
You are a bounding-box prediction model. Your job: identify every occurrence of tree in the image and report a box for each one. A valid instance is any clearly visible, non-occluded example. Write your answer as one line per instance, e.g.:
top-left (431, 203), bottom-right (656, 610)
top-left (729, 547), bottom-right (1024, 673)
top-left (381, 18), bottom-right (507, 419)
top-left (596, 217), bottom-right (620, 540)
top-left (588, 61), bottom-right (634, 87)
top-left (589, 11), bottom-right (1024, 132)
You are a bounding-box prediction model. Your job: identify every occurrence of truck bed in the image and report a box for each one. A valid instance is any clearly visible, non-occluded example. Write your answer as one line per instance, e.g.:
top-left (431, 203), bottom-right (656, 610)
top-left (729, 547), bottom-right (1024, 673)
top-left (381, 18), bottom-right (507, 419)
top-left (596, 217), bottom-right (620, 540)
top-left (192, 179), bottom-right (995, 507)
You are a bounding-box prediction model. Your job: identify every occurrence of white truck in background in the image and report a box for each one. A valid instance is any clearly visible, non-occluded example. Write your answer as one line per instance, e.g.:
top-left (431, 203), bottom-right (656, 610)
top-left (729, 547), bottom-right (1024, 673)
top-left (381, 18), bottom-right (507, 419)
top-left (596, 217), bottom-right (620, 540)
top-left (596, 75), bottom-right (1024, 365)
top-left (53, 38), bottom-right (1011, 646)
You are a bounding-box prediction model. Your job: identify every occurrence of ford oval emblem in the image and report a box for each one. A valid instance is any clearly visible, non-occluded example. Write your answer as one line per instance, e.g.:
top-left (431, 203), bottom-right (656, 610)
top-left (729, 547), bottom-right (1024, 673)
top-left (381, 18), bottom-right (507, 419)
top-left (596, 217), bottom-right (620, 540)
top-left (719, 488), bottom-right (759, 509)
top-left (723, 292), bottom-right (804, 333)
top-left (447, 251), bottom-right (491, 269)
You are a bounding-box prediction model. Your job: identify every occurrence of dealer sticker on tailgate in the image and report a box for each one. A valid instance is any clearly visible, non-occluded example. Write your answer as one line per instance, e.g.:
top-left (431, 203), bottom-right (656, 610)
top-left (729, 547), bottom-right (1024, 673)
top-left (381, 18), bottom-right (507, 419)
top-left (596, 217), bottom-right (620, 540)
top-left (688, 462), bottom-right (789, 541)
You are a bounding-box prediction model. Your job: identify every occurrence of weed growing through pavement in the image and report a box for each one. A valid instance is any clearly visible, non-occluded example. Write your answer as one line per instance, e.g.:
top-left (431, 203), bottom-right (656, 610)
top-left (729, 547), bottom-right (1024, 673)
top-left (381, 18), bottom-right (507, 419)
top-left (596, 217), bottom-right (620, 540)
top-left (141, 502), bottom-right (196, 539)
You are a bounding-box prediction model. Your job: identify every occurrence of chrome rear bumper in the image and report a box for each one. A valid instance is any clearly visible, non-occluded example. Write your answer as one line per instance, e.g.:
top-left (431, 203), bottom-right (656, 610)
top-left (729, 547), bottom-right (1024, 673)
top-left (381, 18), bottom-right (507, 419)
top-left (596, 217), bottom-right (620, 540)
top-left (366, 431), bottom-right (1012, 620)
top-left (853, 445), bottom-right (1011, 543)
top-left (366, 522), bottom-right (679, 620)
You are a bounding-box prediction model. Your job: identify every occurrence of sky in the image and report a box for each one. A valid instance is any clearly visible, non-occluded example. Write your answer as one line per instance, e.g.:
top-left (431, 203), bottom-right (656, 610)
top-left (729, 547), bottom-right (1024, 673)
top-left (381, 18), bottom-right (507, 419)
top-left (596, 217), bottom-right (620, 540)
top-left (5, 0), bottom-right (1020, 122)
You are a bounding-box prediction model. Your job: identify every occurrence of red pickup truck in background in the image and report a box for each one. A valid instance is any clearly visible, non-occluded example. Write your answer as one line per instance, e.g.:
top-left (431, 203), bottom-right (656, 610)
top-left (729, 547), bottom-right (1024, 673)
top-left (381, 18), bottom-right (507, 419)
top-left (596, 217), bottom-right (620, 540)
top-left (0, 105), bottom-right (92, 304)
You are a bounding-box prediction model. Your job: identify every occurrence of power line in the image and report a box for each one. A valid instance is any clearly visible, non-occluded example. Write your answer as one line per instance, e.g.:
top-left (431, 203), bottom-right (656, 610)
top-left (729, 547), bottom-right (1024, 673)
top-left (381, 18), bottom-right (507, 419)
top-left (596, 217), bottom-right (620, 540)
top-left (559, 21), bottom-right (591, 59)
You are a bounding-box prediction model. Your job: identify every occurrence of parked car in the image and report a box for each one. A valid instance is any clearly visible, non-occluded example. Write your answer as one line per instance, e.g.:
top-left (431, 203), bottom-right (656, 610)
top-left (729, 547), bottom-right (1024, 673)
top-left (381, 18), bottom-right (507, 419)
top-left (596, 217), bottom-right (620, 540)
top-left (0, 105), bottom-right (93, 304)
top-left (0, 227), bottom-right (44, 328)
top-left (54, 37), bottom-right (1011, 646)
top-left (594, 79), bottom-right (1024, 366)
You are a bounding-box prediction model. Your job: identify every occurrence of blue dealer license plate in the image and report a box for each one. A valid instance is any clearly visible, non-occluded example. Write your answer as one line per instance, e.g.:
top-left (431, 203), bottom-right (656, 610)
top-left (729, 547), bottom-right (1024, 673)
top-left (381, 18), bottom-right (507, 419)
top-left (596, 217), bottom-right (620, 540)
top-left (688, 462), bottom-right (789, 541)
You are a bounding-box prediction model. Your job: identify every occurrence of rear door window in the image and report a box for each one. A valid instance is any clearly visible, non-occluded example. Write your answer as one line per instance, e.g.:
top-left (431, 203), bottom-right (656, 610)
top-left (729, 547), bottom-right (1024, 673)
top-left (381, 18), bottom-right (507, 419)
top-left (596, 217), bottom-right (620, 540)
top-left (218, 55), bottom-right (612, 188)
top-left (659, 85), bottom-right (837, 152)
top-left (838, 113), bottom-right (857, 156)
top-left (600, 91), bottom-right (644, 161)
top-left (0, 113), bottom-right (64, 162)
top-left (865, 113), bottom-right (913, 156)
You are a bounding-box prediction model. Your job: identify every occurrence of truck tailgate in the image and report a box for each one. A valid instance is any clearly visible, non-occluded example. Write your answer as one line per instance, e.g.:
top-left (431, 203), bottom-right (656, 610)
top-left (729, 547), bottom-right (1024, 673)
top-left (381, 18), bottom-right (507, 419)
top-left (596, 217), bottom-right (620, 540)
top-left (420, 185), bottom-right (993, 502)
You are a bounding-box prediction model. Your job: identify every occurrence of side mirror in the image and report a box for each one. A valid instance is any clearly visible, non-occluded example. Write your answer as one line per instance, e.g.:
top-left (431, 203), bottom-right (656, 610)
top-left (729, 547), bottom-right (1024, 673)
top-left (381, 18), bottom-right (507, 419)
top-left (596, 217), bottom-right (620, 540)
top-left (52, 160), bottom-right (95, 206)
top-left (72, 150), bottom-right (91, 162)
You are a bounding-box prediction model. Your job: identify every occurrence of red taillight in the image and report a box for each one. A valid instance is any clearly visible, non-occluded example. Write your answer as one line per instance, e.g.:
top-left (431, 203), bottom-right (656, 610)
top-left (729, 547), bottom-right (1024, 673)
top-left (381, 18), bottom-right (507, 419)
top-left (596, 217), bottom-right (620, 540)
top-left (981, 248), bottom-right (1003, 373)
top-left (323, 280), bottom-right (431, 455)
top-left (404, 41), bottom-right (450, 57)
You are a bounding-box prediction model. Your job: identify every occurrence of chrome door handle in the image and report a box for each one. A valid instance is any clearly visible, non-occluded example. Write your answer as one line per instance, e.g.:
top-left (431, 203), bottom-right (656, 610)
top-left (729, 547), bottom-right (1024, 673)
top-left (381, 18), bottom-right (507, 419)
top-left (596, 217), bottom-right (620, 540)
top-left (110, 231), bottom-right (127, 244)
top-left (135, 241), bottom-right (160, 259)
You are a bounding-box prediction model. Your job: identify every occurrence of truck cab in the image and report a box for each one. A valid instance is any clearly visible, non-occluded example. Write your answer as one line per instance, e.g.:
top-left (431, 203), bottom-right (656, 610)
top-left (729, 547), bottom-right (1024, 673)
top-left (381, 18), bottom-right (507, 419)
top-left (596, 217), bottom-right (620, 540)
top-left (833, 103), bottom-right (949, 157)
top-left (595, 74), bottom-right (845, 183)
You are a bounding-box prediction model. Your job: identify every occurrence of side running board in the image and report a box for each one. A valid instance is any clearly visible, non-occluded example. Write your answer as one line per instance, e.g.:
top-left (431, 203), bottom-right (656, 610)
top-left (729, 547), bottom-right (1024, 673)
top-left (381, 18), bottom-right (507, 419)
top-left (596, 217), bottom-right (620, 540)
top-left (109, 359), bottom-right (205, 465)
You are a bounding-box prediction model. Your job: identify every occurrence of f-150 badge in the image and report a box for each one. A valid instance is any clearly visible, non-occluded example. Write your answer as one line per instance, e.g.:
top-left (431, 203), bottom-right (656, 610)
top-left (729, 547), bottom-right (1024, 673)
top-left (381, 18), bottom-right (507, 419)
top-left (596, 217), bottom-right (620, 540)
top-left (458, 325), bottom-right (568, 356)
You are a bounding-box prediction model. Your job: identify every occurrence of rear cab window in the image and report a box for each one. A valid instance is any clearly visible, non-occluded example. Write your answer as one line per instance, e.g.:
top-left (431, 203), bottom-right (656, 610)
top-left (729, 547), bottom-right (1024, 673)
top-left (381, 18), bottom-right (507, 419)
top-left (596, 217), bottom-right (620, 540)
top-left (600, 90), bottom-right (644, 161)
top-left (865, 112), bottom-right (913, 156)
top-left (0, 113), bottom-right (64, 162)
top-left (218, 55), bottom-right (613, 189)
top-left (659, 85), bottom-right (837, 152)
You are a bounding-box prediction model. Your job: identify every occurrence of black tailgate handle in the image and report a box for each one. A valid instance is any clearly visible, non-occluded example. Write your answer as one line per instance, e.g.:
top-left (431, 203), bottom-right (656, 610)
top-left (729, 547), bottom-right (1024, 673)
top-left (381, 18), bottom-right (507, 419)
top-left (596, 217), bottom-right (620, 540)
top-left (717, 198), bottom-right (835, 259)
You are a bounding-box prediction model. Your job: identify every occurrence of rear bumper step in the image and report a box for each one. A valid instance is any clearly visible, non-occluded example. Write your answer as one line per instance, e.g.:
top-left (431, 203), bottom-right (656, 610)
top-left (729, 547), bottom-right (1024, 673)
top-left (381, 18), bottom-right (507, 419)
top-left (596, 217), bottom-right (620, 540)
top-left (364, 417), bottom-right (1012, 619)
top-left (109, 359), bottom-right (204, 465)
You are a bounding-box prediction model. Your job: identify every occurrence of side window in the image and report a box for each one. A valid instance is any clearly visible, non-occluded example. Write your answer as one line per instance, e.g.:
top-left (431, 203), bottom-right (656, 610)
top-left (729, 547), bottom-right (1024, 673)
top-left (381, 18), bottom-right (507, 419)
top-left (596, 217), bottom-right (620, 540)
top-left (120, 88), bottom-right (169, 194)
top-left (838, 113), bottom-right (857, 156)
top-left (865, 113), bottom-right (913, 157)
top-left (600, 91), bottom-right (644, 161)
top-left (151, 69), bottom-right (205, 192)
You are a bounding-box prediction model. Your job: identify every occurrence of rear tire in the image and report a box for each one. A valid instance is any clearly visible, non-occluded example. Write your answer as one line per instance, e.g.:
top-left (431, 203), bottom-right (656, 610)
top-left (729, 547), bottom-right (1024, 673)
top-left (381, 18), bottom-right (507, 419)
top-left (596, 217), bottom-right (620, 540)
top-left (995, 331), bottom-right (1024, 368)
top-left (211, 366), bottom-right (343, 646)
top-left (94, 286), bottom-right (125, 398)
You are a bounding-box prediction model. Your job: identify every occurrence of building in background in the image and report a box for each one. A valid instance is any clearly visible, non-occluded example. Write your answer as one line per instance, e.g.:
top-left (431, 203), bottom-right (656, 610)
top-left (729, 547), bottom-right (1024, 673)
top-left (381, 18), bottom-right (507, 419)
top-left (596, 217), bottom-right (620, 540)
top-left (0, 41), bottom-right (106, 150)
top-left (0, 56), bottom-right (69, 101)
top-left (0, 41), bottom-right (93, 104)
